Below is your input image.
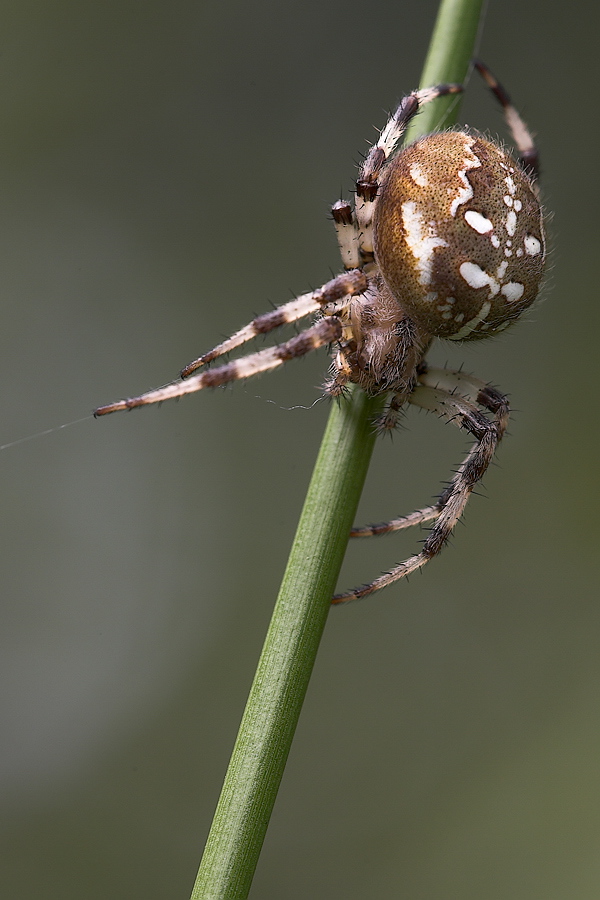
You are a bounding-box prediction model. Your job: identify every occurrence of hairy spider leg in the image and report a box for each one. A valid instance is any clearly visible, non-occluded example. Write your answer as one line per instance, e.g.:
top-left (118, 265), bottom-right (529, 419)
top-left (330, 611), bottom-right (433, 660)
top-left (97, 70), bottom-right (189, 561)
top-left (332, 83), bottom-right (463, 270)
top-left (377, 385), bottom-right (418, 433)
top-left (180, 269), bottom-right (367, 378)
top-left (332, 379), bottom-right (509, 603)
top-left (350, 502), bottom-right (442, 538)
top-left (473, 59), bottom-right (539, 184)
top-left (331, 199), bottom-right (362, 271)
top-left (94, 317), bottom-right (343, 416)
top-left (350, 367), bottom-right (509, 537)
top-left (354, 83), bottom-right (463, 259)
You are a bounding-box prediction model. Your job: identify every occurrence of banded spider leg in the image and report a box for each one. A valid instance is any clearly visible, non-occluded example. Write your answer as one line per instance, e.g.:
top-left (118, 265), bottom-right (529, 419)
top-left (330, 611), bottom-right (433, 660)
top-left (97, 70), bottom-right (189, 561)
top-left (332, 367), bottom-right (510, 603)
top-left (93, 270), bottom-right (368, 415)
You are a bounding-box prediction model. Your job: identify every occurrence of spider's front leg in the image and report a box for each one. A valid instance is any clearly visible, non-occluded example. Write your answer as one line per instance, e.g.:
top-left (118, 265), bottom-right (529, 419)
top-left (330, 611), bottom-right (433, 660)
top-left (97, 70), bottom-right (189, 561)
top-left (94, 317), bottom-right (345, 415)
top-left (354, 82), bottom-right (462, 260)
top-left (331, 82), bottom-right (463, 273)
top-left (93, 269), bottom-right (368, 416)
top-left (180, 269), bottom-right (367, 378)
top-left (332, 369), bottom-right (509, 604)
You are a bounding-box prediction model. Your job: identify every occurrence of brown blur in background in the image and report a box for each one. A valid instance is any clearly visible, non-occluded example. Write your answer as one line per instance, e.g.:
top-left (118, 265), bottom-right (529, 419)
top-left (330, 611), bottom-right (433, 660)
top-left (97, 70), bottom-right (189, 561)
top-left (1, 1), bottom-right (598, 897)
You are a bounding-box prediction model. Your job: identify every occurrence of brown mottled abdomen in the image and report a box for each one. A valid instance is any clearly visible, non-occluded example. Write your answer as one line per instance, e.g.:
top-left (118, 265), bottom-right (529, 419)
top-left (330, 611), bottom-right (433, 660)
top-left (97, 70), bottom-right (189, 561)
top-left (373, 131), bottom-right (545, 340)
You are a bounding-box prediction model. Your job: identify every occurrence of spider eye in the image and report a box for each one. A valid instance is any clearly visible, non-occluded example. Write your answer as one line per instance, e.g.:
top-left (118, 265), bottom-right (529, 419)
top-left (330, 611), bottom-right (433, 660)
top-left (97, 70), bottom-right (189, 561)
top-left (373, 131), bottom-right (545, 341)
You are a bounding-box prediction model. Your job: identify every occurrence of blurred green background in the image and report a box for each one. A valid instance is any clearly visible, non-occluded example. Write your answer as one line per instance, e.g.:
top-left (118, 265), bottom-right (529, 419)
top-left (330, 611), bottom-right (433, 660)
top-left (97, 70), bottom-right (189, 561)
top-left (0, 1), bottom-right (598, 897)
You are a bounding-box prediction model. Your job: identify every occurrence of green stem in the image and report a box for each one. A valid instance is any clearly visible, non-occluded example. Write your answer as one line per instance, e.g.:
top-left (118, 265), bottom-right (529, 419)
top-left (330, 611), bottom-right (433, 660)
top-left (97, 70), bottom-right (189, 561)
top-left (190, 2), bottom-right (484, 897)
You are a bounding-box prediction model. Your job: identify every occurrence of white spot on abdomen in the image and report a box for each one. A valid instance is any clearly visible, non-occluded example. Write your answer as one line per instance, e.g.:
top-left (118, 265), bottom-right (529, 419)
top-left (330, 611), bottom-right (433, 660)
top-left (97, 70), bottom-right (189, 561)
top-left (459, 261), bottom-right (500, 296)
top-left (501, 282), bottom-right (525, 302)
top-left (524, 235), bottom-right (542, 256)
top-left (401, 201), bottom-right (448, 286)
top-left (449, 140), bottom-right (482, 217)
top-left (464, 210), bottom-right (493, 234)
top-left (409, 163), bottom-right (429, 187)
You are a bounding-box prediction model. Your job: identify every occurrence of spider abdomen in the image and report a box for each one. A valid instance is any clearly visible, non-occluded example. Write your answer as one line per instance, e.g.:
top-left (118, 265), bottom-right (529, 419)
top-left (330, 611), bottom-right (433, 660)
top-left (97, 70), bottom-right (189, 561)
top-left (373, 131), bottom-right (545, 340)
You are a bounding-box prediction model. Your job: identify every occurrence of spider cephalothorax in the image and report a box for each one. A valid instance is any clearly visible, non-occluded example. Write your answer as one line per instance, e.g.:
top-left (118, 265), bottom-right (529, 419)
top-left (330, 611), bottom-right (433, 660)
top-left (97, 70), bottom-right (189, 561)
top-left (95, 61), bottom-right (546, 603)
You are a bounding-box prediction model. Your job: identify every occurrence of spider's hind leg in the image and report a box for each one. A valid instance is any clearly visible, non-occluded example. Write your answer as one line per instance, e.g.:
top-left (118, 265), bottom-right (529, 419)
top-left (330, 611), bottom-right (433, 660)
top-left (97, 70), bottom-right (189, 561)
top-left (350, 501), bottom-right (442, 538)
top-left (473, 59), bottom-right (539, 184)
top-left (333, 370), bottom-right (509, 603)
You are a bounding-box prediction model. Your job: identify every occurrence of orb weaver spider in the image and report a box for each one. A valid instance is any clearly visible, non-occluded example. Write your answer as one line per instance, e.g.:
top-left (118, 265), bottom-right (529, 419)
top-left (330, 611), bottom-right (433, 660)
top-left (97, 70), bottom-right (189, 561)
top-left (95, 60), bottom-right (546, 603)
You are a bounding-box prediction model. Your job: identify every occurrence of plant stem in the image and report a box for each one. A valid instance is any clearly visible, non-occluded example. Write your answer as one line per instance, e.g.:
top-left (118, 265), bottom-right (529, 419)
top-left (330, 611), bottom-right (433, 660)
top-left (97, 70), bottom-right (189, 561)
top-left (191, 387), bottom-right (384, 900)
top-left (190, 1), bottom-right (484, 897)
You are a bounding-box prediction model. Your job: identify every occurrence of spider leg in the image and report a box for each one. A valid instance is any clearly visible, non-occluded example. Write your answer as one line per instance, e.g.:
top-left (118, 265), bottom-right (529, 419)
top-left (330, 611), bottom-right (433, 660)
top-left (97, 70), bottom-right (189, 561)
top-left (323, 354), bottom-right (354, 397)
top-left (332, 379), bottom-right (509, 604)
top-left (331, 200), bottom-right (362, 271)
top-left (355, 82), bottom-right (463, 257)
top-left (473, 59), bottom-right (539, 184)
top-left (417, 366), bottom-right (510, 433)
top-left (377, 390), bottom-right (409, 432)
top-left (350, 502), bottom-right (442, 537)
top-left (94, 317), bottom-right (343, 416)
top-left (349, 367), bottom-right (509, 537)
top-left (180, 269), bottom-right (367, 378)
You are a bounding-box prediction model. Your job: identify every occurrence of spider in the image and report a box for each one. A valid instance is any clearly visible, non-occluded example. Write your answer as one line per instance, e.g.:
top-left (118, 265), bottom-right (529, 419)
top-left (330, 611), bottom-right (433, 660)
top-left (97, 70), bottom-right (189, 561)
top-left (95, 60), bottom-right (546, 604)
